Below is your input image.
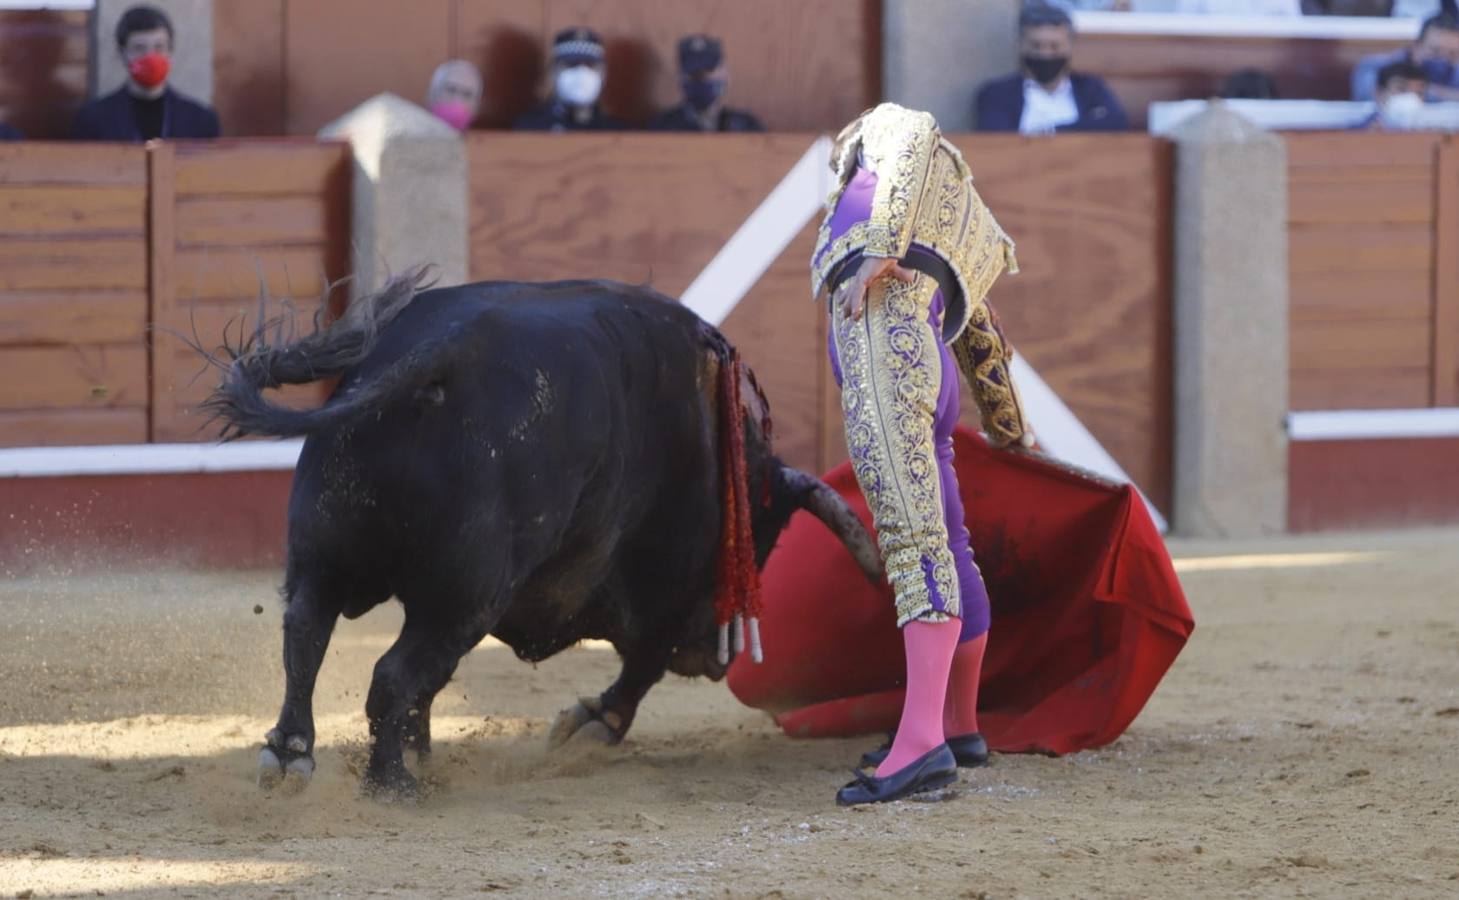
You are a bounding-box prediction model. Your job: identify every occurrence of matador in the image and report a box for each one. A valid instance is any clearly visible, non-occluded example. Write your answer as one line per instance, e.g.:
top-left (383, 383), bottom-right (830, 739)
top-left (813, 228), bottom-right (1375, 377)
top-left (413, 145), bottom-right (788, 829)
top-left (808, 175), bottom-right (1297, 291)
top-left (813, 103), bottom-right (1034, 805)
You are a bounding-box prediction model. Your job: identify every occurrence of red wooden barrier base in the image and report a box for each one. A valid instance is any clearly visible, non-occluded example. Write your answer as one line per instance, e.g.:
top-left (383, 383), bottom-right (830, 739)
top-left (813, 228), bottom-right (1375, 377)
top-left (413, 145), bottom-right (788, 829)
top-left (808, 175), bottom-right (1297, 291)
top-left (0, 471), bottom-right (292, 575)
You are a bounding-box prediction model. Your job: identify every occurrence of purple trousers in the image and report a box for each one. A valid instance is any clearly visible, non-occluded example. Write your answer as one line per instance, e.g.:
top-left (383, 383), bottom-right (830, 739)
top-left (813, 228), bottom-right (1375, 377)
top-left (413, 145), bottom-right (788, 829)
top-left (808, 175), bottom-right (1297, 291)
top-left (828, 289), bottom-right (991, 642)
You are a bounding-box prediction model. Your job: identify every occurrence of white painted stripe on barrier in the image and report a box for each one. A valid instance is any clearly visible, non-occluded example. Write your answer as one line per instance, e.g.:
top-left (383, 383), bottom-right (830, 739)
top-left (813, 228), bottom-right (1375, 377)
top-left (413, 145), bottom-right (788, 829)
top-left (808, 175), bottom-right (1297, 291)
top-left (0, 440), bottom-right (303, 478)
top-left (680, 136), bottom-right (831, 326)
top-left (1288, 407), bottom-right (1459, 441)
top-left (1073, 10), bottom-right (1418, 40)
top-left (1010, 356), bottom-right (1168, 533)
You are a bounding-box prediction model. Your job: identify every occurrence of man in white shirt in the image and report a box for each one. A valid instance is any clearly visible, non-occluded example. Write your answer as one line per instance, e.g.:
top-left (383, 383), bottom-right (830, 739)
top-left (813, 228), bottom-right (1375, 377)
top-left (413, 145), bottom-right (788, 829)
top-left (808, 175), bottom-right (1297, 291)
top-left (976, 4), bottom-right (1129, 134)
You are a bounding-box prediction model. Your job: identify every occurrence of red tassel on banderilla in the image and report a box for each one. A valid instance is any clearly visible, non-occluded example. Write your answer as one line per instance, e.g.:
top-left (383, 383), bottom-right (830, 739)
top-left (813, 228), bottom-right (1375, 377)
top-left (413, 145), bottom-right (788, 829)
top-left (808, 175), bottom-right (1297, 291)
top-left (714, 348), bottom-right (765, 665)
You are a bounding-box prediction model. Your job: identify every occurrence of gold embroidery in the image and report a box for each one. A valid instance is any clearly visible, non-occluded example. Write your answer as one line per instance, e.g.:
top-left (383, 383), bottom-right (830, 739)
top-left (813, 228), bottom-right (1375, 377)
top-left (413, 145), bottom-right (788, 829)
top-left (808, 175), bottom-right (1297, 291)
top-left (858, 105), bottom-right (939, 260)
top-left (951, 300), bottom-right (1029, 447)
top-left (833, 274), bottom-right (960, 627)
top-left (812, 103), bottom-right (1029, 445)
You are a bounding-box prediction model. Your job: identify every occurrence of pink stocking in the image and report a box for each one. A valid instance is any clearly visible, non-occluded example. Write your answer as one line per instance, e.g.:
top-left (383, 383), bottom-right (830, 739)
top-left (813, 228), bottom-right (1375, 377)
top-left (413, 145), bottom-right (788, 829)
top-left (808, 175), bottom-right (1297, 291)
top-left (943, 632), bottom-right (987, 738)
top-left (875, 617), bottom-right (960, 777)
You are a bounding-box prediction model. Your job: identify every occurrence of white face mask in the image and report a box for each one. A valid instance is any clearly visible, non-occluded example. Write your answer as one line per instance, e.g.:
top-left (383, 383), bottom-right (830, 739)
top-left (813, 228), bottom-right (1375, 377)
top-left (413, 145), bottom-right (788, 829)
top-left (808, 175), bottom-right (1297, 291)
top-left (1379, 91), bottom-right (1425, 129)
top-left (556, 66), bottom-right (603, 106)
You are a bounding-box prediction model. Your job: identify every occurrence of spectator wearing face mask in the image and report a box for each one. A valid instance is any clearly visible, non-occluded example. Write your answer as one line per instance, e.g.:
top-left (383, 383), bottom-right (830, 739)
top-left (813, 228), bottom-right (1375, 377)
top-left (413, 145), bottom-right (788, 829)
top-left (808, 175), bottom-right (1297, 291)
top-left (514, 28), bottom-right (625, 131)
top-left (72, 4), bottom-right (220, 142)
top-left (975, 4), bottom-right (1127, 134)
top-left (1360, 60), bottom-right (1431, 129)
top-left (648, 34), bottom-right (763, 133)
top-left (1352, 13), bottom-right (1459, 102)
top-left (427, 59), bottom-right (483, 133)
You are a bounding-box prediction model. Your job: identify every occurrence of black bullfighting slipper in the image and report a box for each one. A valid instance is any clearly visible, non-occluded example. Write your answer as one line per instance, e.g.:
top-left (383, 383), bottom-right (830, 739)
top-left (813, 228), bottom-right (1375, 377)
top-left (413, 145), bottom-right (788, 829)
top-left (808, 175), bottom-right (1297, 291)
top-left (835, 744), bottom-right (958, 806)
top-left (860, 731), bottom-right (989, 770)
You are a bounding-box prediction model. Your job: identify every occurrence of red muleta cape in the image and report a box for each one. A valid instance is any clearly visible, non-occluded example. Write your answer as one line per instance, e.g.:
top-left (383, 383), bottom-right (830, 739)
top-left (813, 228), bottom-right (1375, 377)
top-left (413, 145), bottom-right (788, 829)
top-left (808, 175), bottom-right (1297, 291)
top-left (727, 427), bottom-right (1194, 756)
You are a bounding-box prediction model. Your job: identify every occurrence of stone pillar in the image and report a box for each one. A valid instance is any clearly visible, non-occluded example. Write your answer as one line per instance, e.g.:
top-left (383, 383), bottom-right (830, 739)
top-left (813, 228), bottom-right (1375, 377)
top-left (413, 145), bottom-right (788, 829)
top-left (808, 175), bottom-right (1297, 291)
top-left (319, 93), bottom-right (469, 301)
top-left (1170, 103), bottom-right (1289, 537)
top-left (92, 0), bottom-right (213, 102)
top-left (882, 0), bottom-right (1019, 131)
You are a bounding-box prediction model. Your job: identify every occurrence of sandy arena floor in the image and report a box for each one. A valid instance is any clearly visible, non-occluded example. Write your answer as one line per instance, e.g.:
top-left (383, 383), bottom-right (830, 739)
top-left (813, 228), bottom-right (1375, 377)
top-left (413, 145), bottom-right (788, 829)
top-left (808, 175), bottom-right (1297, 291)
top-left (1, 529), bottom-right (1457, 898)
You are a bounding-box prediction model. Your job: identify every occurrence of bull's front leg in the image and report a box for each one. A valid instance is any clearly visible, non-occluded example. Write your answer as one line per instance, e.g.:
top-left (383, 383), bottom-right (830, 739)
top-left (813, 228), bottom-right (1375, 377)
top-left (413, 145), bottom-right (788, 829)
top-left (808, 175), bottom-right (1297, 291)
top-left (259, 584), bottom-right (339, 791)
top-left (549, 641), bottom-right (671, 748)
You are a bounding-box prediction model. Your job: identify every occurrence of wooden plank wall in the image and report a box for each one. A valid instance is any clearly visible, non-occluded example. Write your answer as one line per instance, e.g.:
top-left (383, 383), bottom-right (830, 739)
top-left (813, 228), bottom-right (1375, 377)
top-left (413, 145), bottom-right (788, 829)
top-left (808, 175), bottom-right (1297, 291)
top-left (212, 0), bottom-right (879, 136)
top-left (0, 144), bottom-right (150, 447)
top-left (1077, 33), bottom-right (1404, 129)
top-left (1434, 139), bottom-right (1459, 408)
top-left (149, 140), bottom-right (351, 442)
top-left (467, 133), bottom-right (1175, 512)
top-left (1287, 133), bottom-right (1451, 411)
top-left (0, 10), bottom-right (88, 140)
top-left (957, 134), bottom-right (1174, 513)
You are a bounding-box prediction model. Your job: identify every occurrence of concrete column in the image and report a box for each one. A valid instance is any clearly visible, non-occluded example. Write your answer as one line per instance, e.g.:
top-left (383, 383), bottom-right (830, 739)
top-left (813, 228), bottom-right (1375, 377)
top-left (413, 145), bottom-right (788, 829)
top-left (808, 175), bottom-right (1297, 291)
top-left (882, 0), bottom-right (1019, 131)
top-left (1170, 103), bottom-right (1289, 537)
top-left (319, 93), bottom-right (469, 301)
top-left (92, 0), bottom-right (213, 102)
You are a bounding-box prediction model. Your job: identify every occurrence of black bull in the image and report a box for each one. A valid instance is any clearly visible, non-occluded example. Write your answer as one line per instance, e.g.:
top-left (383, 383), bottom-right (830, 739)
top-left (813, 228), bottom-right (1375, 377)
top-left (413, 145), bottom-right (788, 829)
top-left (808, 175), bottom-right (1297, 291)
top-left (203, 273), bottom-right (881, 795)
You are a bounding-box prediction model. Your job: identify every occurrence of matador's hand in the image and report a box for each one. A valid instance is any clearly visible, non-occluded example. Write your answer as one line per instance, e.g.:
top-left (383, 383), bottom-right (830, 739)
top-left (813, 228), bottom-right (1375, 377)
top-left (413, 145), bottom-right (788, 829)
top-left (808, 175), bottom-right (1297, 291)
top-left (836, 256), bottom-right (917, 321)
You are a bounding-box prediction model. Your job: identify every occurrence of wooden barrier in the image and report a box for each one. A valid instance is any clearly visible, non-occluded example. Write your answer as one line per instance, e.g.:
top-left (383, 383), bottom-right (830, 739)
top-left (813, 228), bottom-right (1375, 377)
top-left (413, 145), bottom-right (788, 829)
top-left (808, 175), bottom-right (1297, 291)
top-left (0, 144), bottom-right (150, 447)
top-left (0, 140), bottom-right (349, 448)
top-left (467, 133), bottom-right (1175, 512)
top-left (1287, 132), bottom-right (1458, 411)
top-left (148, 139), bottom-right (351, 442)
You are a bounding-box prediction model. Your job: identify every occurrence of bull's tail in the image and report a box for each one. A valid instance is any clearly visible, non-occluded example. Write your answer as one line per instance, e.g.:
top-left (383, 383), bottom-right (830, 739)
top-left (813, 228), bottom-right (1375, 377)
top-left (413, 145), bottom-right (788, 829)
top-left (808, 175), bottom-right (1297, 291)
top-left (201, 268), bottom-right (436, 440)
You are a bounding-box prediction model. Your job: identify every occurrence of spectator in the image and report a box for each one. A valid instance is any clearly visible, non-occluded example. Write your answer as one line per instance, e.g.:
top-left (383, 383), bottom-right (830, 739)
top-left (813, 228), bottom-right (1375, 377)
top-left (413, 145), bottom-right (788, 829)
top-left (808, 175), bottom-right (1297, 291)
top-left (0, 121), bottom-right (20, 140)
top-left (1352, 13), bottom-right (1459, 101)
top-left (648, 34), bottom-right (763, 132)
top-left (1361, 59), bottom-right (1430, 128)
top-left (427, 59), bottom-right (483, 132)
top-left (1220, 68), bottom-right (1280, 98)
top-left (975, 4), bottom-right (1128, 133)
top-left (72, 4), bottom-right (219, 142)
top-left (514, 27), bottom-right (625, 131)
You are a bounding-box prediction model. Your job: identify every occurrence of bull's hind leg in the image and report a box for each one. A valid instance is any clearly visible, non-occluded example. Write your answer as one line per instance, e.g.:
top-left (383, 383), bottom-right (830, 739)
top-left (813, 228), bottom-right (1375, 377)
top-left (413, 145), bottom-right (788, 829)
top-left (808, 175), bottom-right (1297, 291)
top-left (259, 583), bottom-right (340, 792)
top-left (549, 640), bottom-right (672, 748)
top-left (363, 618), bottom-right (473, 797)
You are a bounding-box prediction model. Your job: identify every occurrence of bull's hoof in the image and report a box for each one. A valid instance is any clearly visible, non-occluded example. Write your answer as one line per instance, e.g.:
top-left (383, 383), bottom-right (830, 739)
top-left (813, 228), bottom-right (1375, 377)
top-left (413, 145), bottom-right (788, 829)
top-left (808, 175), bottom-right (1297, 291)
top-left (362, 767), bottom-right (420, 802)
top-left (258, 728), bottom-right (315, 793)
top-left (548, 696), bottom-right (625, 749)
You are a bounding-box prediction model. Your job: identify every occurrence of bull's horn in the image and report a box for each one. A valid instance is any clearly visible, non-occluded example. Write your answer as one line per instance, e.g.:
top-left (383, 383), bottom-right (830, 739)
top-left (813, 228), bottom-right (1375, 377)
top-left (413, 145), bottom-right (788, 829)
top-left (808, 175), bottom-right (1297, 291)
top-left (779, 466), bottom-right (884, 583)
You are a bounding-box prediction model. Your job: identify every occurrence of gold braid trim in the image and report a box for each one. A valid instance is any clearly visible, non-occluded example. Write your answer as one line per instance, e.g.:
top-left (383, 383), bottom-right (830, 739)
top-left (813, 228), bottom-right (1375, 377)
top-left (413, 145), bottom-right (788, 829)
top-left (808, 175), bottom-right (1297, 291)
top-left (834, 273), bottom-right (961, 626)
top-left (950, 299), bottom-right (1030, 446)
top-left (857, 105), bottom-right (939, 260)
top-left (810, 106), bottom-right (1019, 343)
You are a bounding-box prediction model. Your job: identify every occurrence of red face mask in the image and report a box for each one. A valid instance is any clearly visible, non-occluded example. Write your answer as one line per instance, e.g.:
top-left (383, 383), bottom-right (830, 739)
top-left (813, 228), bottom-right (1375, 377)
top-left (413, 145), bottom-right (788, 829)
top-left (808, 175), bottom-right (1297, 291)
top-left (128, 52), bottom-right (170, 89)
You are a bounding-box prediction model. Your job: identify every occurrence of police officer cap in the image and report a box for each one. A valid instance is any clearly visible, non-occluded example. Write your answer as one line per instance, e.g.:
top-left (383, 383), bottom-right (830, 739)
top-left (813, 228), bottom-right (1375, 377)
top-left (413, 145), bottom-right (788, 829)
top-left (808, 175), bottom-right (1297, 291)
top-left (553, 27), bottom-right (605, 66)
top-left (678, 34), bottom-right (723, 74)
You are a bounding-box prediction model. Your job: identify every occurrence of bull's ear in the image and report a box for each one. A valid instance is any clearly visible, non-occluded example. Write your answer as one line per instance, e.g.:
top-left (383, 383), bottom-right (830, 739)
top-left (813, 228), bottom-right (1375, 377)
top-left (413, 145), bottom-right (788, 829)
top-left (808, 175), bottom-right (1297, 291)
top-left (777, 466), bottom-right (883, 583)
